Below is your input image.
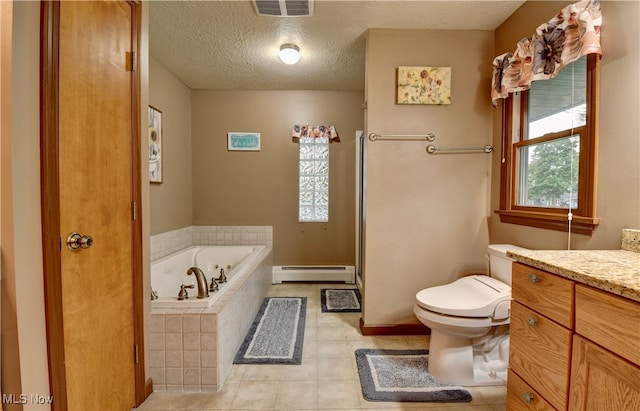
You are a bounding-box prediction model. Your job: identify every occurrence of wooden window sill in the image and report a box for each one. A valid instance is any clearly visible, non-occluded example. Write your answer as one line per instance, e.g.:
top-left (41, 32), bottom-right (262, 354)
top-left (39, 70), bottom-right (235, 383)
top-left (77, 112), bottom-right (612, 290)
top-left (495, 209), bottom-right (600, 235)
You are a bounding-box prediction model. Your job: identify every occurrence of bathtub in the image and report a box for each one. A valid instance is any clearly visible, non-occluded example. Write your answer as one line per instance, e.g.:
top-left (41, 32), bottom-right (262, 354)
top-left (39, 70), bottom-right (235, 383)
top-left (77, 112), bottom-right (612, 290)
top-left (151, 245), bottom-right (265, 308)
top-left (149, 244), bottom-right (273, 392)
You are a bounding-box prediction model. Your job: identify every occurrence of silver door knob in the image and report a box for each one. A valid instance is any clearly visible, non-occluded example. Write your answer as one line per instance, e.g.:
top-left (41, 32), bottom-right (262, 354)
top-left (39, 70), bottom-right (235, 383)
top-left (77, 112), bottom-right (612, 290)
top-left (67, 232), bottom-right (93, 250)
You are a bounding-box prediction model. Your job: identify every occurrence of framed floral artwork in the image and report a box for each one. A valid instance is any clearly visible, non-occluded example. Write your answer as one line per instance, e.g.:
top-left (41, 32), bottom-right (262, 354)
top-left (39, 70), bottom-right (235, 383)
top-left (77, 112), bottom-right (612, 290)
top-left (396, 66), bottom-right (451, 105)
top-left (148, 106), bottom-right (162, 183)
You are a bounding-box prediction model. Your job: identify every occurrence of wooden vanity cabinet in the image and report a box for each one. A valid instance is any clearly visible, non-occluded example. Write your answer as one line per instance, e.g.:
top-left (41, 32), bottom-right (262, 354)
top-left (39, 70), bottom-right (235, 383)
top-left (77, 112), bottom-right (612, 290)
top-left (507, 262), bottom-right (640, 411)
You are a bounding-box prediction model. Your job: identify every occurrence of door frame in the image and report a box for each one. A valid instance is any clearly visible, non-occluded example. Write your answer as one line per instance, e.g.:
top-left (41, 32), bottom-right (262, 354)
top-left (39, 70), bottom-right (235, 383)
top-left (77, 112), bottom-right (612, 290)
top-left (39, 1), bottom-right (146, 408)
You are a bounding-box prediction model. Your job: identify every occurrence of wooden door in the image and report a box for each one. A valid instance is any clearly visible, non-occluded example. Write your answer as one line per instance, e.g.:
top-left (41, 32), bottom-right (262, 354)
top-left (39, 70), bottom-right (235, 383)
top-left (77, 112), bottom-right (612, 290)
top-left (41, 1), bottom-right (143, 410)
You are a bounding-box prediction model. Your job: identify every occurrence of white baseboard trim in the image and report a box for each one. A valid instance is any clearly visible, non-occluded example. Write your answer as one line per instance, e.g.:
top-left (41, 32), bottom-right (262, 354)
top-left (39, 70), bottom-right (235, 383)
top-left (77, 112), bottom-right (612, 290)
top-left (272, 265), bottom-right (355, 284)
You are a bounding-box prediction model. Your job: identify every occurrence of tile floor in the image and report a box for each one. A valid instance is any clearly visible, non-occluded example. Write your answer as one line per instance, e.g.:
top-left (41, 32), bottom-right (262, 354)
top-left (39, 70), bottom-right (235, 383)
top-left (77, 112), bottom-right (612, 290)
top-left (137, 282), bottom-right (507, 411)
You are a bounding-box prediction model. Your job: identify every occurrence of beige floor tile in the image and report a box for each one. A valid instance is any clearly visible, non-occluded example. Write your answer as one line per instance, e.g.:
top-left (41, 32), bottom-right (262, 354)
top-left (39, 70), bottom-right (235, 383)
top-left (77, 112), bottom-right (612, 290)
top-left (305, 312), bottom-right (319, 328)
top-left (467, 386), bottom-right (506, 406)
top-left (181, 390), bottom-right (235, 410)
top-left (304, 326), bottom-right (318, 341)
top-left (317, 379), bottom-right (363, 410)
top-left (316, 340), bottom-right (351, 358)
top-left (302, 338), bottom-right (318, 358)
top-left (317, 325), bottom-right (347, 341)
top-left (281, 358), bottom-right (318, 381)
top-left (317, 357), bottom-right (358, 380)
top-left (225, 365), bottom-right (246, 382)
top-left (229, 380), bottom-right (279, 409)
top-left (136, 392), bottom-right (187, 409)
top-left (275, 380), bottom-right (318, 409)
top-left (402, 336), bottom-right (430, 349)
top-left (317, 313), bottom-right (349, 327)
top-left (241, 364), bottom-right (283, 381)
top-left (443, 405), bottom-right (496, 411)
top-left (139, 282), bottom-right (507, 411)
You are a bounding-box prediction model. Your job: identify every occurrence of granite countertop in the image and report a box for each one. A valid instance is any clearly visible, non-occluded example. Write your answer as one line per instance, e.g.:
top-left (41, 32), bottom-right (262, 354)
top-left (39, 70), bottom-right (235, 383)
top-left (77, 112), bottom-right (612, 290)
top-left (507, 249), bottom-right (640, 303)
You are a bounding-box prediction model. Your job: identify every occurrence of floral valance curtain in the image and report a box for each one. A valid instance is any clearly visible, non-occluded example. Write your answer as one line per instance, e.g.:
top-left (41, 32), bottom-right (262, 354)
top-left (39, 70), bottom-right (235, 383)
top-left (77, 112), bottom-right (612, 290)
top-left (291, 125), bottom-right (340, 143)
top-left (491, 0), bottom-right (602, 106)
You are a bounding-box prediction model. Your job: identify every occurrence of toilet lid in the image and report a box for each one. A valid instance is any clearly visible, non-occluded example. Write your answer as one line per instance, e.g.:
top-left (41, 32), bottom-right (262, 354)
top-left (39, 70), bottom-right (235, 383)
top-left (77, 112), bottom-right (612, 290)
top-left (415, 275), bottom-right (511, 318)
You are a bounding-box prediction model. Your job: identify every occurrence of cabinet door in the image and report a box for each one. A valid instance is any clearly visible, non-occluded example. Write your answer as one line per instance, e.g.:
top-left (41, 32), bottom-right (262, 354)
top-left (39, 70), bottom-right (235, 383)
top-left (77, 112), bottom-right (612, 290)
top-left (570, 335), bottom-right (640, 410)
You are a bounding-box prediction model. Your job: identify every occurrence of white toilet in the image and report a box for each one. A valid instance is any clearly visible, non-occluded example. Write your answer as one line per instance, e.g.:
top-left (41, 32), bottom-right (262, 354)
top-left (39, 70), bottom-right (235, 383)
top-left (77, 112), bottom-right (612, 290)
top-left (413, 244), bottom-right (526, 386)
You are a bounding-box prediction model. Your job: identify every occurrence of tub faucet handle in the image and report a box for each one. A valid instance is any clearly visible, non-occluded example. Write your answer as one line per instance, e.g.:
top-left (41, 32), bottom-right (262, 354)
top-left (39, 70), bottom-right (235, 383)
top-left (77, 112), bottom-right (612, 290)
top-left (209, 278), bottom-right (219, 292)
top-left (216, 268), bottom-right (227, 284)
top-left (178, 284), bottom-right (194, 300)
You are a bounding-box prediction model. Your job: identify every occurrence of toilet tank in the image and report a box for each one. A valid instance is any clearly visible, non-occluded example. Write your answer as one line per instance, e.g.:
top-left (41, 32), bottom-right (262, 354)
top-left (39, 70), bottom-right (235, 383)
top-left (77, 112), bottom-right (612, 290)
top-left (487, 244), bottom-right (527, 286)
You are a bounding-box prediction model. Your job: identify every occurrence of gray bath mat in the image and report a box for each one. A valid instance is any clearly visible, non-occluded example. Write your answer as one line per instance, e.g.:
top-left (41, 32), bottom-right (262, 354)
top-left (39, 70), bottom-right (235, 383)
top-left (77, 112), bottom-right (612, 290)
top-left (234, 297), bottom-right (306, 364)
top-left (355, 349), bottom-right (472, 402)
top-left (321, 288), bottom-right (361, 312)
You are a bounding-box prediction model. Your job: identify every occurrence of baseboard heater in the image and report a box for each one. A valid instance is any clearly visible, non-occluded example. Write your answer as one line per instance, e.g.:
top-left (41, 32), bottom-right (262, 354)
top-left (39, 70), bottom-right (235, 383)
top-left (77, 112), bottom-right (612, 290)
top-left (272, 265), bottom-right (355, 284)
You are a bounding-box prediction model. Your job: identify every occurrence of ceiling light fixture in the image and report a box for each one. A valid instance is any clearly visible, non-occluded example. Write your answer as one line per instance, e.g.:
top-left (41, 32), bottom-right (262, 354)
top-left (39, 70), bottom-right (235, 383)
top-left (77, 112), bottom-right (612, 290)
top-left (279, 44), bottom-right (301, 65)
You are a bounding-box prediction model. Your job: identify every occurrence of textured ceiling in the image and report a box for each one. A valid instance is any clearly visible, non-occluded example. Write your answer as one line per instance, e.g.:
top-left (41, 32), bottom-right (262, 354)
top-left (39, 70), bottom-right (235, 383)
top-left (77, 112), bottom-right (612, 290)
top-left (149, 0), bottom-right (525, 91)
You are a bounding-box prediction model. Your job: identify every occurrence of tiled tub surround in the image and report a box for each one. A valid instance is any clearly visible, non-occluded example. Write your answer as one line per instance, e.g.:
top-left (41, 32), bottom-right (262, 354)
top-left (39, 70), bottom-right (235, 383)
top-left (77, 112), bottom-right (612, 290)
top-left (149, 246), bottom-right (273, 392)
top-left (150, 225), bottom-right (273, 261)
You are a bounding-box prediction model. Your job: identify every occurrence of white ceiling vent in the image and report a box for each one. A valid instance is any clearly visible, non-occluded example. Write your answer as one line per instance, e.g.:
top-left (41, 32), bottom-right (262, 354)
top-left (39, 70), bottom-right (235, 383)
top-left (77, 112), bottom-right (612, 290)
top-left (253, 0), bottom-right (314, 17)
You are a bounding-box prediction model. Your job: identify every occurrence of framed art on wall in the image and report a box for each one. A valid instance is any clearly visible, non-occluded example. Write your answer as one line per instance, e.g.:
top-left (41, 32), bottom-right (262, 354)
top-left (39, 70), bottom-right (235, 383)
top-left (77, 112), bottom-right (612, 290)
top-left (148, 106), bottom-right (162, 183)
top-left (228, 132), bottom-right (261, 151)
top-left (396, 66), bottom-right (451, 105)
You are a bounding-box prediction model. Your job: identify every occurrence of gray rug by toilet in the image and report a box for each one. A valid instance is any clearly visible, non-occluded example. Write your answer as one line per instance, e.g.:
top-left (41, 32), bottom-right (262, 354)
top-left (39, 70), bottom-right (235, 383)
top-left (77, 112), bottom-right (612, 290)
top-left (355, 349), bottom-right (472, 402)
top-left (321, 288), bottom-right (361, 312)
top-left (234, 297), bottom-right (306, 365)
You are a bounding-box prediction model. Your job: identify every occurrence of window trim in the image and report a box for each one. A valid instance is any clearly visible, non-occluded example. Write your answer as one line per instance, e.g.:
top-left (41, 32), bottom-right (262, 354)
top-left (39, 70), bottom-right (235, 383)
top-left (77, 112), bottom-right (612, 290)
top-left (495, 54), bottom-right (600, 235)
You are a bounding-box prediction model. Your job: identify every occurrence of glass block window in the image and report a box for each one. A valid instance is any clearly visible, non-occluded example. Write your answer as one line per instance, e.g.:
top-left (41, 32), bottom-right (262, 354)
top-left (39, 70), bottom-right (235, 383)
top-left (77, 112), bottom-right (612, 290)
top-left (298, 137), bottom-right (329, 222)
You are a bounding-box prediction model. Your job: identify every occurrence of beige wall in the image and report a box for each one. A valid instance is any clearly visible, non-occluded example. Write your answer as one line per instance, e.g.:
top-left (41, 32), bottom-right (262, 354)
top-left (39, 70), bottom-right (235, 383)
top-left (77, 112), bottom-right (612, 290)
top-left (362, 29), bottom-right (495, 325)
top-left (0, 0), bottom-right (21, 404)
top-left (190, 90), bottom-right (363, 266)
top-left (490, 1), bottom-right (640, 249)
top-left (140, 2), bottom-right (152, 393)
top-left (2, 2), bottom-right (50, 408)
top-left (149, 57), bottom-right (193, 235)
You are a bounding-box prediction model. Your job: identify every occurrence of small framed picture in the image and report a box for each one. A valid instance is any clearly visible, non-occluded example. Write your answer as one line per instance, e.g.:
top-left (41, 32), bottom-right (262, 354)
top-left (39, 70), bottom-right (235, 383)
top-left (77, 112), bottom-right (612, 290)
top-left (396, 66), bottom-right (451, 105)
top-left (227, 132), bottom-right (261, 151)
top-left (148, 106), bottom-right (162, 183)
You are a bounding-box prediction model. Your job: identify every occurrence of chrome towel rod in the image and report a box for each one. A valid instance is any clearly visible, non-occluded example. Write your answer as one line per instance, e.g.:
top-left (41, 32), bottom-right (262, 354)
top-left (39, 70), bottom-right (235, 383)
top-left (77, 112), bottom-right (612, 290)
top-left (426, 144), bottom-right (493, 154)
top-left (368, 132), bottom-right (436, 142)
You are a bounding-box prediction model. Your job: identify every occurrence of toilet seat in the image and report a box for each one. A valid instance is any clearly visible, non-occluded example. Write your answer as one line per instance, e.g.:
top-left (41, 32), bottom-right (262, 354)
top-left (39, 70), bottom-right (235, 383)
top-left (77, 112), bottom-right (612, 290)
top-left (413, 304), bottom-right (499, 329)
top-left (415, 275), bottom-right (511, 318)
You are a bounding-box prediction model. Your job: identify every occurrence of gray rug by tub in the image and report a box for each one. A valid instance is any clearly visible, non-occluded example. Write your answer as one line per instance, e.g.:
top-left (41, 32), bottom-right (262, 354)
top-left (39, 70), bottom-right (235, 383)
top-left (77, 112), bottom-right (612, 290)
top-left (321, 288), bottom-right (361, 312)
top-left (355, 349), bottom-right (472, 403)
top-left (233, 297), bottom-right (306, 365)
